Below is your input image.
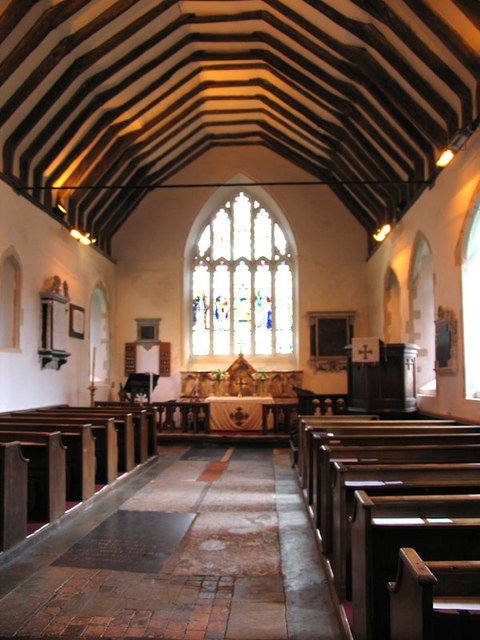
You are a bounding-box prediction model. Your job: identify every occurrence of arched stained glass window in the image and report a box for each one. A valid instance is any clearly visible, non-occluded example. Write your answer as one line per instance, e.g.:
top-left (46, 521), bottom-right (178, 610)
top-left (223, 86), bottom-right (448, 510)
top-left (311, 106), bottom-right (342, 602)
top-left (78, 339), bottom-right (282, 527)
top-left (192, 192), bottom-right (294, 356)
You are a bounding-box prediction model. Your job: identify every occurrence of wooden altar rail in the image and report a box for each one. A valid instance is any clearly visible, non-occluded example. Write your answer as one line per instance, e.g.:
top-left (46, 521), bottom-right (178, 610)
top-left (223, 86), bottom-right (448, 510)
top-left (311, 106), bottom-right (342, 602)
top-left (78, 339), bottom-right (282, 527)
top-left (96, 394), bottom-right (349, 434)
top-left (295, 393), bottom-right (349, 416)
top-left (262, 403), bottom-right (298, 434)
top-left (155, 394), bottom-right (349, 435)
top-left (155, 401), bottom-right (211, 433)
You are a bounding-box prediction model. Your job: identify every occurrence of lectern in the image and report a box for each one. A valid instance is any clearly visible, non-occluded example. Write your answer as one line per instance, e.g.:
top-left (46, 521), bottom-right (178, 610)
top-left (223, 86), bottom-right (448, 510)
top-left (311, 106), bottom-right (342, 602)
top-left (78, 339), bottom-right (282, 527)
top-left (123, 373), bottom-right (159, 402)
top-left (345, 342), bottom-right (419, 414)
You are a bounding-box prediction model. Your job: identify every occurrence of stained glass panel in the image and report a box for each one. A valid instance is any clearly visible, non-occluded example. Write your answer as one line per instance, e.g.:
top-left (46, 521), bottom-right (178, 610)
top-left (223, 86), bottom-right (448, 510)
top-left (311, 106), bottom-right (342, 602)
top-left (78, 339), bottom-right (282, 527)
top-left (212, 209), bottom-right (231, 260)
top-left (198, 225), bottom-right (211, 257)
top-left (275, 262), bottom-right (293, 353)
top-left (233, 192), bottom-right (251, 260)
top-left (274, 223), bottom-right (287, 255)
top-left (254, 209), bottom-right (272, 259)
top-left (192, 192), bottom-right (293, 357)
top-left (254, 262), bottom-right (272, 354)
top-left (213, 263), bottom-right (230, 354)
top-left (233, 261), bottom-right (251, 354)
top-left (192, 263), bottom-right (210, 355)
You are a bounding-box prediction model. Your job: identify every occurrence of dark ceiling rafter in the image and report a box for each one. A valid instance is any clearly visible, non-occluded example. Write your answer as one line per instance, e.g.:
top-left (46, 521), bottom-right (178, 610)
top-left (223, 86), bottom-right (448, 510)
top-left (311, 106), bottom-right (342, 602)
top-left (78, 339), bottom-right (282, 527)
top-left (450, 0), bottom-right (480, 30)
top-left (263, 1), bottom-right (461, 137)
top-left (304, 0), bottom-right (474, 127)
top-left (0, 0), bottom-right (478, 255)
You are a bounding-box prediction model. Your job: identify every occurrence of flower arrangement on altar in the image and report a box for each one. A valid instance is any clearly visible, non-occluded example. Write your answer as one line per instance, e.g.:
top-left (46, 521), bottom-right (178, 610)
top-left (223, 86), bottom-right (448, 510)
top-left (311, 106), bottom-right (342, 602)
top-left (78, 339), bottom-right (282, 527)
top-left (253, 369), bottom-right (268, 396)
top-left (211, 368), bottom-right (227, 382)
top-left (211, 368), bottom-right (227, 396)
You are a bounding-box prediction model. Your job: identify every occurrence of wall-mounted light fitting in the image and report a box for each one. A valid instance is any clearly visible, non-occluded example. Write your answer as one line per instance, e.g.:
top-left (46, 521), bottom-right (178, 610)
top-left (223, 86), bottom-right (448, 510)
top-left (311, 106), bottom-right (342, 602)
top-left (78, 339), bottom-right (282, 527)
top-left (436, 130), bottom-right (470, 167)
top-left (70, 228), bottom-right (96, 245)
top-left (373, 223), bottom-right (391, 242)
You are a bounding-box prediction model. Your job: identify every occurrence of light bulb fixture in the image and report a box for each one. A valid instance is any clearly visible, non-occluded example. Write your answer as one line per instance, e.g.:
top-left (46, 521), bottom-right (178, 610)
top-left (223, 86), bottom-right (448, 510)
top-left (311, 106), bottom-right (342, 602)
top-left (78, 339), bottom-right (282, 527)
top-left (436, 129), bottom-right (470, 168)
top-left (70, 228), bottom-right (96, 245)
top-left (373, 223), bottom-right (391, 242)
top-left (56, 203), bottom-right (67, 215)
top-left (436, 149), bottom-right (455, 167)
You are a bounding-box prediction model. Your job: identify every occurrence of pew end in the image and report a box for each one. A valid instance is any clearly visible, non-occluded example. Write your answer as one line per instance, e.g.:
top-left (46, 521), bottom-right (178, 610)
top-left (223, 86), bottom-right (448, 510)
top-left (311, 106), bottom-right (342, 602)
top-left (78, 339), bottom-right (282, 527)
top-left (389, 548), bottom-right (480, 640)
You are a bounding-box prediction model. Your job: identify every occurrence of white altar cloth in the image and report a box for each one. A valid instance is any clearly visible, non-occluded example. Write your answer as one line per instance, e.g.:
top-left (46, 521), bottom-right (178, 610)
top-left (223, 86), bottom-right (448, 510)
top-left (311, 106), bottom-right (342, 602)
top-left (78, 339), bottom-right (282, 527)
top-left (205, 396), bottom-right (274, 431)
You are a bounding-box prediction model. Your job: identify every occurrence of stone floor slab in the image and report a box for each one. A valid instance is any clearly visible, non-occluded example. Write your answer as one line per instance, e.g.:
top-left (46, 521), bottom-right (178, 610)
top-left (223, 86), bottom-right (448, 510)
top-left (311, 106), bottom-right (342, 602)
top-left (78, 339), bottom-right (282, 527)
top-left (226, 601), bottom-right (287, 639)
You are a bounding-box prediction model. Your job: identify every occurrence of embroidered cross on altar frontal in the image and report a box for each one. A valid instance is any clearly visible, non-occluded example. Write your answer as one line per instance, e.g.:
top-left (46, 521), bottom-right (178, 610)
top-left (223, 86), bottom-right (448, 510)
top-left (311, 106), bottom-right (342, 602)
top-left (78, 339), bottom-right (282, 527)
top-left (230, 406), bottom-right (250, 427)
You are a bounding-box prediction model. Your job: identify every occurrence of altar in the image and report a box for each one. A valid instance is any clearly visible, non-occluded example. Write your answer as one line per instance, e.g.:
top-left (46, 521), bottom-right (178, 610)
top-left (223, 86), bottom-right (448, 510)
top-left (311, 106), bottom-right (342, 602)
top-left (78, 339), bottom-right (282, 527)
top-left (205, 395), bottom-right (274, 431)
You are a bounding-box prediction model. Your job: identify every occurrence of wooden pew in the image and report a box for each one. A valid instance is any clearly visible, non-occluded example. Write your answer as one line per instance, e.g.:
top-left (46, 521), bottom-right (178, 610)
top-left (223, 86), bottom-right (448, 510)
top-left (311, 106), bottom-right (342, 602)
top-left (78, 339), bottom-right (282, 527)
top-left (300, 419), bottom-right (458, 500)
top-left (0, 421), bottom-right (95, 502)
top-left (55, 406), bottom-right (152, 459)
top-left (315, 442), bottom-right (480, 554)
top-left (351, 491), bottom-right (480, 640)
top-left (94, 401), bottom-right (159, 451)
top-left (388, 547), bottom-right (480, 640)
top-left (304, 422), bottom-right (480, 507)
top-left (9, 413), bottom-right (121, 482)
top-left (328, 462), bottom-right (480, 601)
top-left (0, 441), bottom-right (28, 551)
top-left (308, 427), bottom-right (480, 527)
top-left (0, 431), bottom-right (65, 523)
top-left (29, 407), bottom-right (148, 463)
top-left (297, 415), bottom-right (380, 485)
top-left (91, 406), bottom-right (152, 458)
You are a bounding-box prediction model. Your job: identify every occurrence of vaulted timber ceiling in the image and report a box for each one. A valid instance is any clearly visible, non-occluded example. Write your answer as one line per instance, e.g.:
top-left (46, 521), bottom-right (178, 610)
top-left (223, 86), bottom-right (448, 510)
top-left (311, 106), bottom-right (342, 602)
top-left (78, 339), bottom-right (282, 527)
top-left (1, 0), bottom-right (479, 254)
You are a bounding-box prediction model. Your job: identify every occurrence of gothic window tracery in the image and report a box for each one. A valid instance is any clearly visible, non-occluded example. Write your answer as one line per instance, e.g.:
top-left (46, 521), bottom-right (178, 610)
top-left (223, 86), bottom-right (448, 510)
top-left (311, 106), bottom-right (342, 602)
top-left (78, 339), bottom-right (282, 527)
top-left (191, 192), bottom-right (294, 357)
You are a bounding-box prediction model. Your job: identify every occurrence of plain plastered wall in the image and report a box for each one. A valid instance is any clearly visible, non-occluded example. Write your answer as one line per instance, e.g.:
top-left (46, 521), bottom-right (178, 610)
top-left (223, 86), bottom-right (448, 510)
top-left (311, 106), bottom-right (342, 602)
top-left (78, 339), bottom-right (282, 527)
top-left (366, 134), bottom-right (480, 422)
top-left (0, 182), bottom-right (116, 411)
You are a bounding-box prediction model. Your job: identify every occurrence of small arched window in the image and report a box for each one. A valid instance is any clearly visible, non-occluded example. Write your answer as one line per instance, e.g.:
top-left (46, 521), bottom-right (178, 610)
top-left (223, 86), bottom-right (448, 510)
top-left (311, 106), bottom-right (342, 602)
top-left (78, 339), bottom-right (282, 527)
top-left (384, 267), bottom-right (401, 343)
top-left (0, 252), bottom-right (21, 349)
top-left (191, 191), bottom-right (294, 358)
top-left (462, 193), bottom-right (480, 398)
top-left (90, 285), bottom-right (110, 384)
top-left (409, 236), bottom-right (436, 393)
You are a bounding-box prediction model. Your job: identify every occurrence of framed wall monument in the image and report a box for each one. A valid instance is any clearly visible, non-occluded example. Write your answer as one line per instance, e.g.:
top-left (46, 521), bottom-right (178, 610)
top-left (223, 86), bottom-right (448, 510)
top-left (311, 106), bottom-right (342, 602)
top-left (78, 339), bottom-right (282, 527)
top-left (308, 311), bottom-right (355, 371)
top-left (435, 305), bottom-right (457, 375)
top-left (38, 275), bottom-right (71, 369)
top-left (69, 303), bottom-right (85, 339)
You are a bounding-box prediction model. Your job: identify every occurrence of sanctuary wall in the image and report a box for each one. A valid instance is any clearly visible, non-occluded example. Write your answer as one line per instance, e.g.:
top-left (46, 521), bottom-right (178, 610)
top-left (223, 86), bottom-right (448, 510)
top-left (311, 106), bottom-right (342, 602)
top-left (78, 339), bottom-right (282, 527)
top-left (112, 146), bottom-right (369, 402)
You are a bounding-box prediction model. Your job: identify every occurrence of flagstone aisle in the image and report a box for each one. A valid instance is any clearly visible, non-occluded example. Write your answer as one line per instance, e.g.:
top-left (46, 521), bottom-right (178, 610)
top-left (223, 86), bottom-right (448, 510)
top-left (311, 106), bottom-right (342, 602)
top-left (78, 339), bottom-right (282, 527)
top-left (0, 446), bottom-right (341, 640)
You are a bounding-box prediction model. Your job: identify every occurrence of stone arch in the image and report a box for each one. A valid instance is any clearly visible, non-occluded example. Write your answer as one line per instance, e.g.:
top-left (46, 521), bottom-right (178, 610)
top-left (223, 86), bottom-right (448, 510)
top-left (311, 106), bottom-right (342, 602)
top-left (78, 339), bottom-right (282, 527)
top-left (0, 246), bottom-right (22, 350)
top-left (89, 282), bottom-right (110, 385)
top-left (408, 233), bottom-right (435, 392)
top-left (384, 265), bottom-right (401, 343)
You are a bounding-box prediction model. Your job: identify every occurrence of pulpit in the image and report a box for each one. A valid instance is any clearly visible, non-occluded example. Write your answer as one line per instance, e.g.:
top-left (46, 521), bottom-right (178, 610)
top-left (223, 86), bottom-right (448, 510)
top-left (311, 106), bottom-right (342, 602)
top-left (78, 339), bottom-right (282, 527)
top-left (345, 342), bottom-right (419, 414)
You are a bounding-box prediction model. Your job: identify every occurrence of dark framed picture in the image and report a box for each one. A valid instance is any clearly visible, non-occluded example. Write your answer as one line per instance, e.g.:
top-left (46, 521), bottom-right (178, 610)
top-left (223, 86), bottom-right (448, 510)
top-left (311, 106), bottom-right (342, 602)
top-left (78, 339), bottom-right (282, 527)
top-left (69, 303), bottom-right (85, 339)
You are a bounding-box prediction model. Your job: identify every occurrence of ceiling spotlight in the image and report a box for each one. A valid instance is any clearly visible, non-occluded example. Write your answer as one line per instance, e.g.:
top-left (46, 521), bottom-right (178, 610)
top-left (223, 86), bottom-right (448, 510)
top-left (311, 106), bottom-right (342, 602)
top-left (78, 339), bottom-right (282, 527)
top-left (436, 130), bottom-right (470, 167)
top-left (56, 203), bottom-right (67, 214)
top-left (70, 228), bottom-right (95, 245)
top-left (373, 223), bottom-right (391, 242)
